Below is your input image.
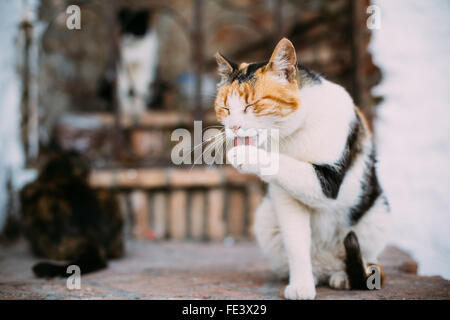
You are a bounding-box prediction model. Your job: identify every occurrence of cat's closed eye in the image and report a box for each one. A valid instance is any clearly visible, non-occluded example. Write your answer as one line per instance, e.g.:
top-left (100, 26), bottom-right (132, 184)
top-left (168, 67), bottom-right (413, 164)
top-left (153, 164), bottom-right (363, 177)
top-left (221, 106), bottom-right (230, 115)
top-left (244, 101), bottom-right (258, 113)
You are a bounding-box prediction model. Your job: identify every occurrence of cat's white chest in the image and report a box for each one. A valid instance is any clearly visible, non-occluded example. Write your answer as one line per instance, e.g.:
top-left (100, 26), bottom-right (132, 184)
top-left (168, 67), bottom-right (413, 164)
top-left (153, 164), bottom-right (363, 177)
top-left (310, 208), bottom-right (347, 249)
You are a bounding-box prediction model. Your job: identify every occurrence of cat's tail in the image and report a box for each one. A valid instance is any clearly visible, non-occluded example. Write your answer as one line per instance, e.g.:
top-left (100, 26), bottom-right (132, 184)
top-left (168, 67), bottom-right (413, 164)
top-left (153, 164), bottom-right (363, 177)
top-left (32, 244), bottom-right (107, 278)
top-left (343, 231), bottom-right (384, 290)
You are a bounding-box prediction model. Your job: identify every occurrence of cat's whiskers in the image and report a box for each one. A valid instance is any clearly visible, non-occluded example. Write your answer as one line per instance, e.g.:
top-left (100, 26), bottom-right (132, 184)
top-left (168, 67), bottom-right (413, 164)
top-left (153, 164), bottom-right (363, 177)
top-left (190, 134), bottom-right (225, 171)
top-left (180, 130), bottom-right (225, 163)
top-left (203, 125), bottom-right (225, 130)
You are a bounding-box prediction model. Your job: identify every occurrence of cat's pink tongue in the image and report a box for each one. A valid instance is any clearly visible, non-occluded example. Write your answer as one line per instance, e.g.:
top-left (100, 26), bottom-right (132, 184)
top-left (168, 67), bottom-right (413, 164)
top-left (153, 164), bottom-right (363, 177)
top-left (234, 137), bottom-right (255, 146)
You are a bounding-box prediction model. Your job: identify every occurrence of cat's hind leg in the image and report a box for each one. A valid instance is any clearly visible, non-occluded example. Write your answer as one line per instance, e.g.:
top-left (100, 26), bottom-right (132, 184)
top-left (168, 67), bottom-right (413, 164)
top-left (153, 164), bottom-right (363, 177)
top-left (253, 197), bottom-right (289, 280)
top-left (329, 271), bottom-right (350, 290)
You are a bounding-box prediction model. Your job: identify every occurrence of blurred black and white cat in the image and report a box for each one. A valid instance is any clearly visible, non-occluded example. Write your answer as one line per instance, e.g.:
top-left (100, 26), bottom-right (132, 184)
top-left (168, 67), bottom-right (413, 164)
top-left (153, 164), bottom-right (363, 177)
top-left (117, 9), bottom-right (158, 115)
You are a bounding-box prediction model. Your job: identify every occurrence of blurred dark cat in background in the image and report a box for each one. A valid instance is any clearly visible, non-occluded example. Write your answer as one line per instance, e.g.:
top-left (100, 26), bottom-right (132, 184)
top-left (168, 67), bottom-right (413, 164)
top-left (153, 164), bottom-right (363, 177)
top-left (20, 150), bottom-right (124, 278)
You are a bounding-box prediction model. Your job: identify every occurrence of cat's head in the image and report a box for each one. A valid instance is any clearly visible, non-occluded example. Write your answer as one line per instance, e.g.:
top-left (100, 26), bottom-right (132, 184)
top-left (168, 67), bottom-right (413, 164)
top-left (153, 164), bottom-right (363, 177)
top-left (214, 38), bottom-right (302, 145)
top-left (38, 150), bottom-right (90, 182)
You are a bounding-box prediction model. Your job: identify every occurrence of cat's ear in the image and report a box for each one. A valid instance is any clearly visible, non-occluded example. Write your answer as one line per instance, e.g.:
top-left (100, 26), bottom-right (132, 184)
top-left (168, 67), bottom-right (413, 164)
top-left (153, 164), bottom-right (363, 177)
top-left (215, 52), bottom-right (236, 84)
top-left (267, 38), bottom-right (297, 82)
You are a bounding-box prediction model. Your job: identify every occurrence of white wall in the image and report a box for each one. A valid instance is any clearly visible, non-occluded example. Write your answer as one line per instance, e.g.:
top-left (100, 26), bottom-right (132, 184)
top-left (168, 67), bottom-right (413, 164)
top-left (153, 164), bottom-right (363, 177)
top-left (0, 1), bottom-right (40, 230)
top-left (0, 2), bottom-right (26, 230)
top-left (372, 0), bottom-right (450, 279)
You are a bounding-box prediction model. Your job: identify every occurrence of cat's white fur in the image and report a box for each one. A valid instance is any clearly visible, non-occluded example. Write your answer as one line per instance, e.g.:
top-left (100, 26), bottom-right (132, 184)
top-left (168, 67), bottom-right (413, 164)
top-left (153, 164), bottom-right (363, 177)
top-left (225, 77), bottom-right (390, 299)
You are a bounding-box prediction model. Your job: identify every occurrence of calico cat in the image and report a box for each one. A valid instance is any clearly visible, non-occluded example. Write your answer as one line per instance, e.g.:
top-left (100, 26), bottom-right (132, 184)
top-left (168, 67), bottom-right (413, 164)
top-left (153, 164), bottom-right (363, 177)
top-left (214, 38), bottom-right (390, 299)
top-left (20, 151), bottom-right (124, 278)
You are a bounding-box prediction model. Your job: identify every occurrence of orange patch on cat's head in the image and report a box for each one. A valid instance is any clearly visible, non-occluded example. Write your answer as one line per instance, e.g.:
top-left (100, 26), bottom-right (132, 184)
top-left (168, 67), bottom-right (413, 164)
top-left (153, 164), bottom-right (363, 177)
top-left (214, 38), bottom-right (300, 122)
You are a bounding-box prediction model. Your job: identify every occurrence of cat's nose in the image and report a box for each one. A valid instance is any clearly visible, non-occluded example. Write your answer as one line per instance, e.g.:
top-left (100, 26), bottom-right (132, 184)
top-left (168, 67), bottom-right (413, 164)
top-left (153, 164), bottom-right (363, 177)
top-left (230, 125), bottom-right (241, 133)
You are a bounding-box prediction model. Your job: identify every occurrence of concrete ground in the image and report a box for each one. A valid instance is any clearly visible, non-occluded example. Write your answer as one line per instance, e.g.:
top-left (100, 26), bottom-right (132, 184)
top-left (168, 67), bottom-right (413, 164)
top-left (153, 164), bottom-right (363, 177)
top-left (0, 240), bottom-right (449, 300)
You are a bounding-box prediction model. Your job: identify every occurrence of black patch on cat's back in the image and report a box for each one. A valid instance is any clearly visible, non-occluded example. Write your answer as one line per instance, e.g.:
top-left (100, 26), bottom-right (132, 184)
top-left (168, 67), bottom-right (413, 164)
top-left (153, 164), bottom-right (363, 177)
top-left (313, 113), bottom-right (362, 199)
top-left (297, 64), bottom-right (322, 85)
top-left (347, 149), bottom-right (382, 225)
top-left (230, 61), bottom-right (268, 83)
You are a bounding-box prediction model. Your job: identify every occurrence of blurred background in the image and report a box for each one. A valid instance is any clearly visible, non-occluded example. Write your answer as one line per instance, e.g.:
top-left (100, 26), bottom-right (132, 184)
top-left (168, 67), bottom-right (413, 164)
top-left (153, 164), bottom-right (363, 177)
top-left (0, 0), bottom-right (448, 280)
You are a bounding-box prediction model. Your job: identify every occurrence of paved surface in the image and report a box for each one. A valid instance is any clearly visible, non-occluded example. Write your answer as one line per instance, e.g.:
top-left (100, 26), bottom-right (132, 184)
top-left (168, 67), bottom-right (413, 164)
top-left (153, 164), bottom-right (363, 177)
top-left (0, 240), bottom-right (449, 300)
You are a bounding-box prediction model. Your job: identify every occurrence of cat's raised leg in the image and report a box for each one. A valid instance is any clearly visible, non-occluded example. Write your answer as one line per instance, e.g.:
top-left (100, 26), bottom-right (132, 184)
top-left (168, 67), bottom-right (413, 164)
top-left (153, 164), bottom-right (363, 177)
top-left (253, 197), bottom-right (289, 280)
top-left (270, 185), bottom-right (316, 300)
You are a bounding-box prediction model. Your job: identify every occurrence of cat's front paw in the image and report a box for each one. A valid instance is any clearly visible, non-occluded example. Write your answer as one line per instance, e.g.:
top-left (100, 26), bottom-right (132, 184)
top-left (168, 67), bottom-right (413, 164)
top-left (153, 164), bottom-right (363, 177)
top-left (284, 281), bottom-right (316, 300)
top-left (226, 145), bottom-right (269, 176)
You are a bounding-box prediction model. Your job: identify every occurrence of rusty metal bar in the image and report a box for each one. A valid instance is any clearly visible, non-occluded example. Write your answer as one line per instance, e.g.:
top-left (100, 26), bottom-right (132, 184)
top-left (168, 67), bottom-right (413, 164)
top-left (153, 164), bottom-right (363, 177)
top-left (351, 0), bottom-right (366, 111)
top-left (273, 0), bottom-right (284, 43)
top-left (19, 17), bottom-right (33, 164)
top-left (108, 0), bottom-right (123, 161)
top-left (192, 0), bottom-right (204, 121)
